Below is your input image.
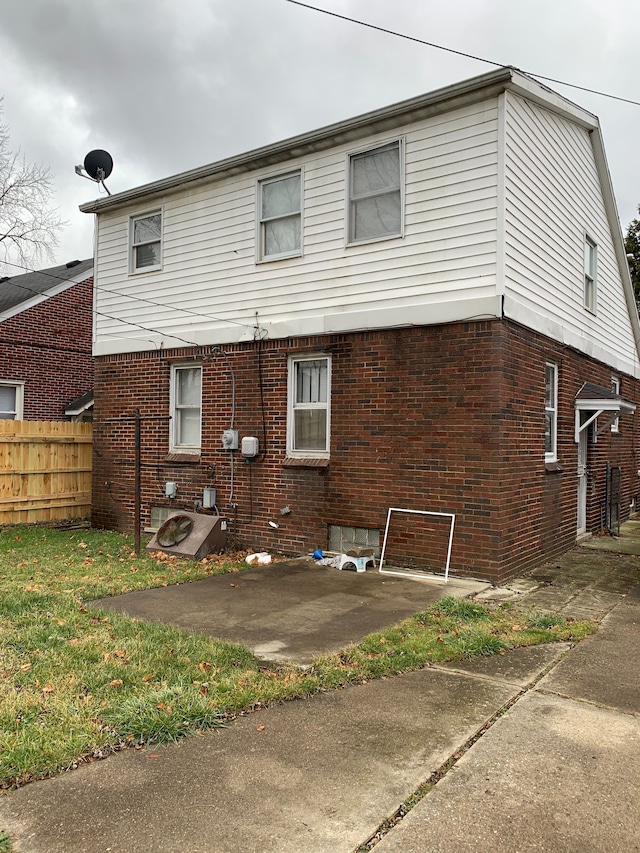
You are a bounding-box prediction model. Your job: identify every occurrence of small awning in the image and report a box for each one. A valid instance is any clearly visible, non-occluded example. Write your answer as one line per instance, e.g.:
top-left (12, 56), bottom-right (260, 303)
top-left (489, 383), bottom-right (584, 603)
top-left (64, 390), bottom-right (94, 418)
top-left (574, 382), bottom-right (636, 442)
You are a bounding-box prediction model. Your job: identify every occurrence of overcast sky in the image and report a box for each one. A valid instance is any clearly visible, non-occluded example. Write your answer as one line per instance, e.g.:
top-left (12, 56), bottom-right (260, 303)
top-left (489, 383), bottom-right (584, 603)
top-left (1, 0), bottom-right (639, 271)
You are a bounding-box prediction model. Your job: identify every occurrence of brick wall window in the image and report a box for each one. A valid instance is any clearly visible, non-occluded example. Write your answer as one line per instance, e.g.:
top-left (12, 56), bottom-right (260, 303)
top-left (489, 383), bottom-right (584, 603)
top-left (611, 376), bottom-right (620, 432)
top-left (545, 362), bottom-right (557, 462)
top-left (0, 381), bottom-right (23, 419)
top-left (170, 364), bottom-right (201, 452)
top-left (288, 355), bottom-right (330, 456)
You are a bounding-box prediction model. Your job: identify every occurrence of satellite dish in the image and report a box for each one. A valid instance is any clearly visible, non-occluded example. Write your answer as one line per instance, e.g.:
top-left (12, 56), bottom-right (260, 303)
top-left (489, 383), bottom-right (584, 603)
top-left (83, 149), bottom-right (113, 182)
top-left (157, 515), bottom-right (194, 548)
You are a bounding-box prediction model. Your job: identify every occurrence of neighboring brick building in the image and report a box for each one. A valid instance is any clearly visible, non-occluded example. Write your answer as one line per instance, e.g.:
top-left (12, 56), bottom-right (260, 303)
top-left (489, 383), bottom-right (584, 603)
top-left (83, 68), bottom-right (640, 583)
top-left (0, 259), bottom-right (94, 421)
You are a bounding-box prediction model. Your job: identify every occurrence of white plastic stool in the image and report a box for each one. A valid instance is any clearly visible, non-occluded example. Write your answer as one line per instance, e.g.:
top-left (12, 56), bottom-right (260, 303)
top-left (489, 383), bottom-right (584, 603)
top-left (338, 550), bottom-right (376, 573)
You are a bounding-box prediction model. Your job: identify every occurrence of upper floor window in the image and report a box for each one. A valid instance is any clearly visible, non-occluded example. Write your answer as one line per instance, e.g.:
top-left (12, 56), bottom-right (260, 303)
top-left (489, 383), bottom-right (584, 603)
top-left (545, 363), bottom-right (557, 462)
top-left (584, 235), bottom-right (597, 313)
top-left (288, 355), bottom-right (331, 457)
top-left (0, 381), bottom-right (23, 420)
top-left (347, 139), bottom-right (403, 245)
top-left (131, 211), bottom-right (162, 273)
top-left (611, 376), bottom-right (620, 433)
top-left (170, 364), bottom-right (201, 452)
top-left (258, 171), bottom-right (302, 261)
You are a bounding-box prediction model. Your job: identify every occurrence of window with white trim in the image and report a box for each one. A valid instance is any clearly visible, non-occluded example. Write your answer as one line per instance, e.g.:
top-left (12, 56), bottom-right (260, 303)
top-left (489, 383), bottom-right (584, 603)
top-left (545, 363), bottom-right (557, 462)
top-left (258, 171), bottom-right (302, 261)
top-left (611, 376), bottom-right (620, 433)
top-left (0, 382), bottom-right (24, 420)
top-left (288, 355), bottom-right (330, 456)
top-left (131, 211), bottom-right (162, 272)
top-left (347, 139), bottom-right (402, 245)
top-left (584, 235), bottom-right (597, 313)
top-left (170, 364), bottom-right (202, 452)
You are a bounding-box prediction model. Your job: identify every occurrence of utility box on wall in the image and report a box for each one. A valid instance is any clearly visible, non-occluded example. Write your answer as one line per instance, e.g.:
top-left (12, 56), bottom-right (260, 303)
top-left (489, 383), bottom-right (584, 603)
top-left (146, 511), bottom-right (228, 560)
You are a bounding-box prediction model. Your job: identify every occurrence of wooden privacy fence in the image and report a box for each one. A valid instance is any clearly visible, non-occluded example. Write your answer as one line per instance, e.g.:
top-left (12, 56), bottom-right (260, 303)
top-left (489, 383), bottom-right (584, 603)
top-left (0, 421), bottom-right (92, 525)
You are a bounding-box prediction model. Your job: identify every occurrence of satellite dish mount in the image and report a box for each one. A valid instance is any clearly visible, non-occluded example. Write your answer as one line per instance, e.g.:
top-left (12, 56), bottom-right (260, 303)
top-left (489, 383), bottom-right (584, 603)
top-left (75, 149), bottom-right (113, 195)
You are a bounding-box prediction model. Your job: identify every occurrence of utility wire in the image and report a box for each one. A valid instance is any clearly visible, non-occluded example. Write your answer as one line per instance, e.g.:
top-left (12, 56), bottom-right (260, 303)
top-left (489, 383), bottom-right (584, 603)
top-left (283, 0), bottom-right (640, 108)
top-left (0, 257), bottom-right (258, 345)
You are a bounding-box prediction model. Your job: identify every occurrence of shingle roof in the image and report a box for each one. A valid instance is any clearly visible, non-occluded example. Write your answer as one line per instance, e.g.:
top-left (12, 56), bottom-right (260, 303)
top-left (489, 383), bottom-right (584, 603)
top-left (0, 258), bottom-right (93, 314)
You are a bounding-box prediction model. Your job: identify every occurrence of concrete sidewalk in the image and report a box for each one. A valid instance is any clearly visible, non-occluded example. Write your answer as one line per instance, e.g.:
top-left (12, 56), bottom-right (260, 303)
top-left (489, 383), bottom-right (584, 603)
top-left (0, 529), bottom-right (639, 852)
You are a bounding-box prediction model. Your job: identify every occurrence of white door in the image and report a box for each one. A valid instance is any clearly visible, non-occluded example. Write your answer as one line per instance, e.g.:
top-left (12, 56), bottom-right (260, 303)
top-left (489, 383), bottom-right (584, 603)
top-left (577, 428), bottom-right (588, 536)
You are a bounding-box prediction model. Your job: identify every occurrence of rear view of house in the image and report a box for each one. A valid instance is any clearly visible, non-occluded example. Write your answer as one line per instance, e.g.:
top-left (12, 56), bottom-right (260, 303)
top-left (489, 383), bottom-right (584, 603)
top-left (81, 67), bottom-right (640, 583)
top-left (0, 259), bottom-right (94, 421)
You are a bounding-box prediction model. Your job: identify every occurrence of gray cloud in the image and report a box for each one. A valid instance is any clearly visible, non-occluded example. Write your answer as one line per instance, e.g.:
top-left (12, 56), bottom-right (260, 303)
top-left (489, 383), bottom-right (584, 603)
top-left (0, 0), bottom-right (638, 266)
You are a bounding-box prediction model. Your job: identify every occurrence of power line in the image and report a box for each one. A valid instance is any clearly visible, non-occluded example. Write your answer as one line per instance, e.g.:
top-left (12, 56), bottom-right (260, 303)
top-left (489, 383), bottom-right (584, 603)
top-left (283, 0), bottom-right (640, 109)
top-left (0, 258), bottom-right (257, 346)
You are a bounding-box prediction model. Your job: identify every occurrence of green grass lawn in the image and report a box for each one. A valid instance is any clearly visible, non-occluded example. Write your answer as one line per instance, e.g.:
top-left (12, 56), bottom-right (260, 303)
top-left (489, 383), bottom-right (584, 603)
top-left (0, 524), bottom-right (596, 793)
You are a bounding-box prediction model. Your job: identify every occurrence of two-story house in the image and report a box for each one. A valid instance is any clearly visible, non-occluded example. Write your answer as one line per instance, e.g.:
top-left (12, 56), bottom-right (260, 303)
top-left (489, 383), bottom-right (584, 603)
top-left (0, 259), bottom-right (94, 421)
top-left (81, 67), bottom-right (640, 584)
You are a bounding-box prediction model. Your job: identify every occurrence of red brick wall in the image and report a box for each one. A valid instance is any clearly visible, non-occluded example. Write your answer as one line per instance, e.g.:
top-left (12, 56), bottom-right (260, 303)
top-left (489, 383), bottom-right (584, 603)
top-left (92, 319), bottom-right (640, 583)
top-left (0, 278), bottom-right (94, 420)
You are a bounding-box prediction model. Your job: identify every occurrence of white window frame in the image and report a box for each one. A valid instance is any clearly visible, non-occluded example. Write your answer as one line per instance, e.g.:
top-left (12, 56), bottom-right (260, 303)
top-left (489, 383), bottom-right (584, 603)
top-left (169, 363), bottom-right (202, 453)
top-left (130, 209), bottom-right (163, 274)
top-left (287, 354), bottom-right (331, 457)
top-left (545, 362), bottom-right (558, 462)
top-left (257, 169), bottom-right (303, 262)
top-left (611, 376), bottom-right (620, 433)
top-left (346, 138), bottom-right (404, 247)
top-left (584, 234), bottom-right (597, 313)
top-left (0, 380), bottom-right (24, 420)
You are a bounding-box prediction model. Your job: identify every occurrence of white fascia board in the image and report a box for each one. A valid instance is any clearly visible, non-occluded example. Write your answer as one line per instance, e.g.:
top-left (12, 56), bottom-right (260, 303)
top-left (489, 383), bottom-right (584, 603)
top-left (0, 266), bottom-right (94, 323)
top-left (505, 72), bottom-right (598, 130)
top-left (92, 295), bottom-right (504, 357)
top-left (504, 293), bottom-right (640, 378)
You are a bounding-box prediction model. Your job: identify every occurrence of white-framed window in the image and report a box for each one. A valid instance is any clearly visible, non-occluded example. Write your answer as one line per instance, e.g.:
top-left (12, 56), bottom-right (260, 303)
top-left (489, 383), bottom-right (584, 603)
top-left (347, 139), bottom-right (403, 246)
top-left (258, 170), bottom-right (302, 261)
top-left (545, 362), bottom-right (558, 462)
top-left (584, 235), bottom-right (597, 313)
top-left (131, 210), bottom-right (162, 273)
top-left (611, 376), bottom-right (620, 433)
top-left (0, 381), bottom-right (24, 420)
top-left (287, 355), bottom-right (331, 456)
top-left (170, 364), bottom-right (202, 452)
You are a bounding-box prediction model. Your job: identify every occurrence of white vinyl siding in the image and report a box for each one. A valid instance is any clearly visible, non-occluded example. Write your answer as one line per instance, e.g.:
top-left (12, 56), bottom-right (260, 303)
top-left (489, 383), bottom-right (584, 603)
top-left (503, 92), bottom-right (637, 375)
top-left (93, 98), bottom-right (499, 355)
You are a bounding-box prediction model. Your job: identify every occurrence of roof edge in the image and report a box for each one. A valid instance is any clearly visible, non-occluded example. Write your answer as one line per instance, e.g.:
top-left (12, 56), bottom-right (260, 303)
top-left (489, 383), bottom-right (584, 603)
top-left (81, 66), bottom-right (524, 214)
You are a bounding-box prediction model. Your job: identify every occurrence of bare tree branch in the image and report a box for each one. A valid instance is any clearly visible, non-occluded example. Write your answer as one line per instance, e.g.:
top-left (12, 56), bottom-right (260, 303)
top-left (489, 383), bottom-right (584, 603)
top-left (0, 100), bottom-right (66, 273)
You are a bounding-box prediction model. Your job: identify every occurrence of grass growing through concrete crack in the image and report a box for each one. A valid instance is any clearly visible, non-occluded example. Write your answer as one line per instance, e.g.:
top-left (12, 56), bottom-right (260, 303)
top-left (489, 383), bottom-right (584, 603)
top-left (0, 526), bottom-right (596, 792)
